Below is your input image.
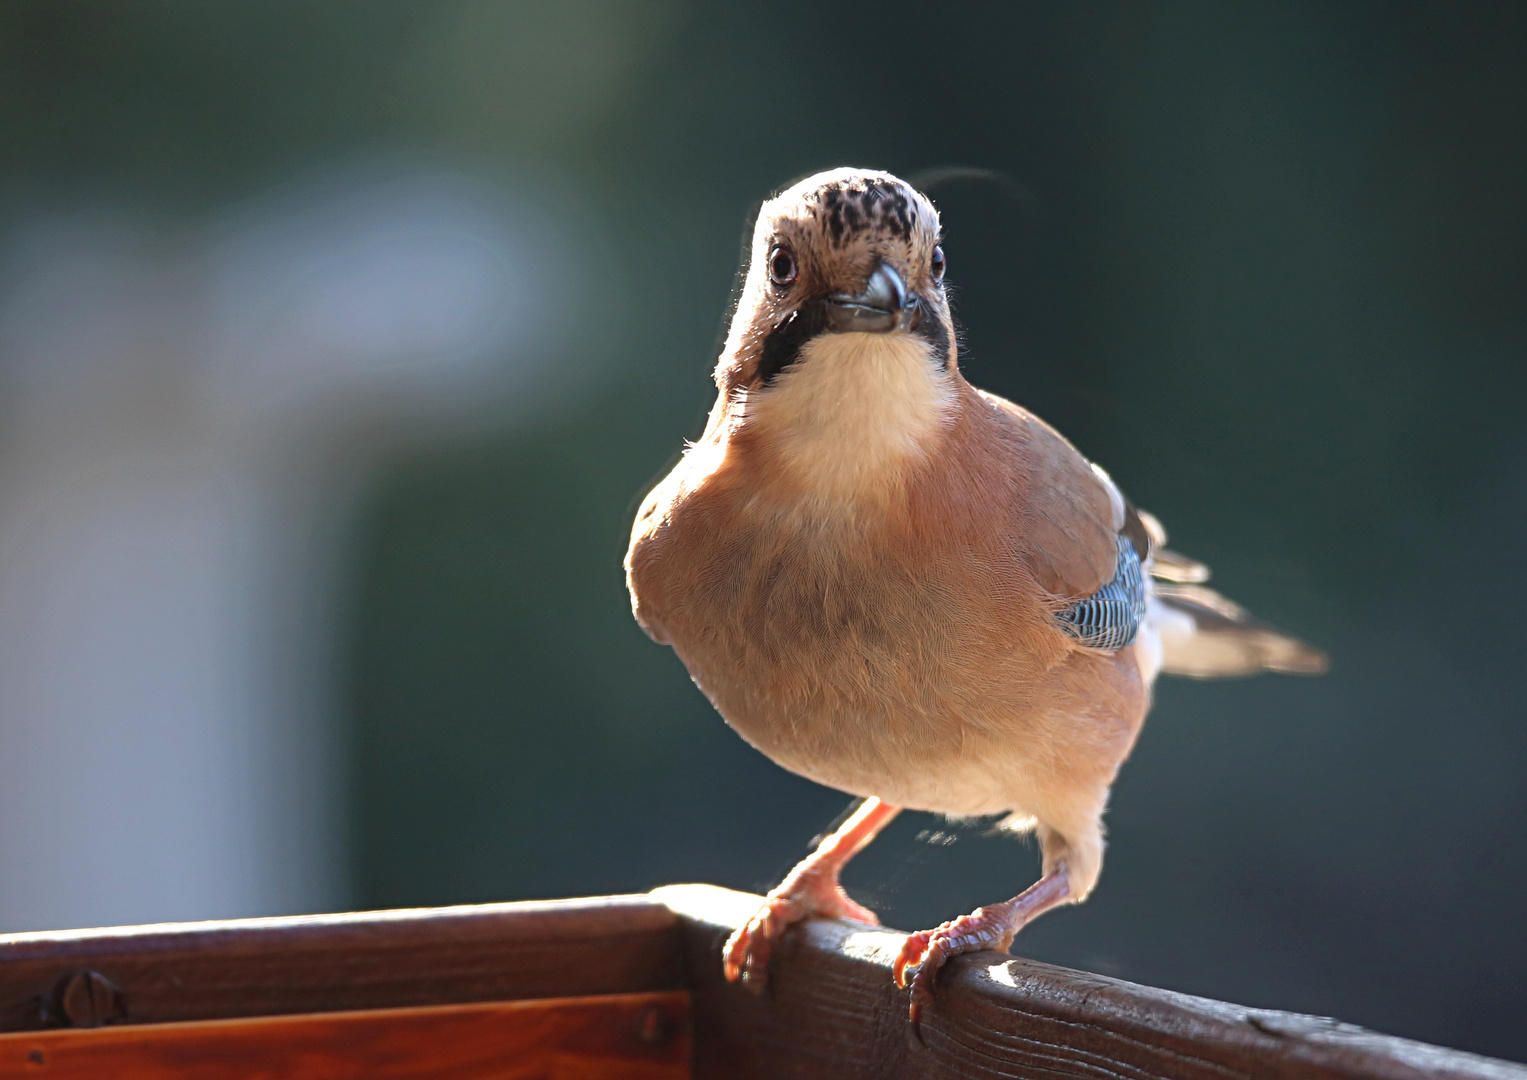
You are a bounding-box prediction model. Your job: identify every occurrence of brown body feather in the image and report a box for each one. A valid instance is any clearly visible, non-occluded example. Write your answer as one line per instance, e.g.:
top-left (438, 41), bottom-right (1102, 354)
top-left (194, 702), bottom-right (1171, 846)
top-left (629, 370), bottom-right (1145, 897)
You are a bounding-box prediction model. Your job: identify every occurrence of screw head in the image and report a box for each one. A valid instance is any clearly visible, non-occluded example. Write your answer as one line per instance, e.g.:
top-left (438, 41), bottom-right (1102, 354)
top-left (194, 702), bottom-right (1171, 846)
top-left (54, 971), bottom-right (125, 1028)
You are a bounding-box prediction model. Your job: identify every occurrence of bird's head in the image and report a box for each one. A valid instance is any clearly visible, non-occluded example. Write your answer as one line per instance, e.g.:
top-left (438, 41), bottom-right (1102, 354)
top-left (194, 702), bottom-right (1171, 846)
top-left (715, 168), bottom-right (954, 396)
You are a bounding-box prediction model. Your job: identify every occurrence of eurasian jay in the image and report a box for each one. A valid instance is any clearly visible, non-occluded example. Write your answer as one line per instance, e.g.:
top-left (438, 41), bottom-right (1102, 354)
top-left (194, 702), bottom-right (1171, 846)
top-left (625, 167), bottom-right (1325, 1024)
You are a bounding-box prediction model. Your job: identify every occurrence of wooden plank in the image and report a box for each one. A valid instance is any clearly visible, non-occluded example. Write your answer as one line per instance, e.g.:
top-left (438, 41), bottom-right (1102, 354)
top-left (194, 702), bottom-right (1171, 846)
top-left (0, 991), bottom-right (689, 1079)
top-left (654, 884), bottom-right (1527, 1080)
top-left (0, 895), bottom-right (681, 1033)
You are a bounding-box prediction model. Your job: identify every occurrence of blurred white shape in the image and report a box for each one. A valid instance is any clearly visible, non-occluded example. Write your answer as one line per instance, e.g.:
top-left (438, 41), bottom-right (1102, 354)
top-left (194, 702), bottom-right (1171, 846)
top-left (0, 160), bottom-right (592, 932)
top-left (204, 171), bottom-right (550, 422)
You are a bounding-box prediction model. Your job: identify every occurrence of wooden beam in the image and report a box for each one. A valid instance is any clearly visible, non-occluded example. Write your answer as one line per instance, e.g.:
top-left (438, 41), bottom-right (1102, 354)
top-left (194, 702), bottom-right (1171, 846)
top-left (3, 884), bottom-right (1520, 1079)
top-left (0, 991), bottom-right (690, 1079)
top-left (654, 884), bottom-right (1527, 1080)
top-left (0, 895), bottom-right (682, 1033)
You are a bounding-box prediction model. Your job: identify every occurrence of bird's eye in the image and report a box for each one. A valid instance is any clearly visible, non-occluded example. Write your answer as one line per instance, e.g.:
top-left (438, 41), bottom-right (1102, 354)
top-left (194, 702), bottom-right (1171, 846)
top-left (930, 245), bottom-right (946, 283)
top-left (768, 246), bottom-right (798, 287)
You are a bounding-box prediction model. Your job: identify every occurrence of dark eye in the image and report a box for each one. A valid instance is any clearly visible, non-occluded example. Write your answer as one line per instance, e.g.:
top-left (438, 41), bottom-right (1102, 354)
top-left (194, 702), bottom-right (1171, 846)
top-left (930, 245), bottom-right (946, 283)
top-left (768, 245), bottom-right (797, 287)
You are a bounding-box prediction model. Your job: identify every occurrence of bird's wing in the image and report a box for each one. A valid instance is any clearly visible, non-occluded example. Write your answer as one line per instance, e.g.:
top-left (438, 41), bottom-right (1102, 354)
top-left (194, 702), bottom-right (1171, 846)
top-left (1053, 534), bottom-right (1148, 650)
top-left (977, 390), bottom-right (1119, 600)
top-left (979, 389), bottom-right (1216, 653)
top-left (974, 391), bottom-right (1324, 672)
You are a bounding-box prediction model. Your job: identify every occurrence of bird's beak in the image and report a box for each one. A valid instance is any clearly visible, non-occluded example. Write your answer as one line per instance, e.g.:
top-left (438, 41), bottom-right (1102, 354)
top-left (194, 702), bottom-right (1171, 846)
top-left (823, 261), bottom-right (920, 334)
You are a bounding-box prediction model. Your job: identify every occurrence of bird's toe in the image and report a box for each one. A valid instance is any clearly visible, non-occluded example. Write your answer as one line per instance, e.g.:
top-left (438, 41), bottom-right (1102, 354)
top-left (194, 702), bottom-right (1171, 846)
top-left (722, 891), bottom-right (808, 989)
top-left (723, 866), bottom-right (883, 988)
top-left (818, 882), bottom-right (881, 925)
top-left (894, 906), bottom-right (1020, 1025)
top-left (722, 905), bottom-right (776, 988)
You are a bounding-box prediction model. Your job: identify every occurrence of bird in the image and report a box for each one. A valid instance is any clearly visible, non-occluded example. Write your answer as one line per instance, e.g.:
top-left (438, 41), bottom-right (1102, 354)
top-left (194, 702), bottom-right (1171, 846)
top-left (624, 167), bottom-right (1326, 1025)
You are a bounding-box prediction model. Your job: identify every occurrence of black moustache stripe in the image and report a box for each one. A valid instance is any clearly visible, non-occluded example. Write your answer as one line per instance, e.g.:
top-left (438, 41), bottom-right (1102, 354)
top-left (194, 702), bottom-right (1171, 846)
top-left (914, 307), bottom-right (952, 368)
top-left (757, 301), bottom-right (828, 385)
top-left (756, 301), bottom-right (953, 386)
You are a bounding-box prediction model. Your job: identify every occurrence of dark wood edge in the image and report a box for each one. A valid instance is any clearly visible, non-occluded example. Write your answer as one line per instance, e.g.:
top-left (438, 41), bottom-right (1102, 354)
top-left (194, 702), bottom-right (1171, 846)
top-left (653, 884), bottom-right (1527, 1080)
top-left (0, 894), bottom-right (682, 1032)
top-left (3, 883), bottom-right (1520, 1080)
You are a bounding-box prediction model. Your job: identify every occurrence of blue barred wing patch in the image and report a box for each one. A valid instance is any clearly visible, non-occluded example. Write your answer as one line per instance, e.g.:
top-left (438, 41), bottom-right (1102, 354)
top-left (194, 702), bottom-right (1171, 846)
top-left (1055, 535), bottom-right (1147, 651)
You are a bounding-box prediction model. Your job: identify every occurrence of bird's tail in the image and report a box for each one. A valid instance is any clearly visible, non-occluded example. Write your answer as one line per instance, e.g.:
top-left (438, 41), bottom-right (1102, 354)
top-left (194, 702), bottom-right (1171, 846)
top-left (1151, 582), bottom-right (1327, 679)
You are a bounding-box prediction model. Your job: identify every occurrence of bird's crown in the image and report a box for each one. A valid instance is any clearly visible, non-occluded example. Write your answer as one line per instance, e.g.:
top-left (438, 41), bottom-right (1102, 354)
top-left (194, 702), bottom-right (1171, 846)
top-left (768, 168), bottom-right (937, 248)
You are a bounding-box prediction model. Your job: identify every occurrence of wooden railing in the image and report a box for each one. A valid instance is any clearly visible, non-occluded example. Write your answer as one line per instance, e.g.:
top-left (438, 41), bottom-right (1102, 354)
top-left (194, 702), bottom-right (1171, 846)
top-left (0, 883), bottom-right (1519, 1079)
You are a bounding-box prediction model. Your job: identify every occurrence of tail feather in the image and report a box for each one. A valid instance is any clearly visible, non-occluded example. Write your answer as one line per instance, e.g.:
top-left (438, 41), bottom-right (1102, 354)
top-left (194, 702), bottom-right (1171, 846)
top-left (1150, 547), bottom-right (1211, 584)
top-left (1153, 583), bottom-right (1328, 679)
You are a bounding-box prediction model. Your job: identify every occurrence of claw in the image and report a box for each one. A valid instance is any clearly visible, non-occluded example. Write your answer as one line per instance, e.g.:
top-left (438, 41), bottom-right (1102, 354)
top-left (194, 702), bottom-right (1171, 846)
top-left (723, 924), bottom-right (769, 987)
top-left (722, 893), bottom-right (797, 987)
top-left (892, 927), bottom-right (937, 988)
top-left (892, 868), bottom-right (1074, 1027)
top-left (894, 906), bottom-right (1022, 1023)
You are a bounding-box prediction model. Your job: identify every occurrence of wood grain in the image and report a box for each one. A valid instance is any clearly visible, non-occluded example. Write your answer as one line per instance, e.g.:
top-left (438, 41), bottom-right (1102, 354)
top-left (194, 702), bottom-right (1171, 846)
top-left (0, 991), bottom-right (689, 1079)
top-left (655, 884), bottom-right (1527, 1080)
top-left (0, 895), bottom-right (681, 1033)
top-left (2, 883), bottom-right (1520, 1079)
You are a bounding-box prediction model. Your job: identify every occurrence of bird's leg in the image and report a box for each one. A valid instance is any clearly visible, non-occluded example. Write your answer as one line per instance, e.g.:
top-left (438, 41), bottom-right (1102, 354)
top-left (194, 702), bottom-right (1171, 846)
top-left (723, 796), bottom-right (901, 987)
top-left (893, 863), bottom-right (1072, 1026)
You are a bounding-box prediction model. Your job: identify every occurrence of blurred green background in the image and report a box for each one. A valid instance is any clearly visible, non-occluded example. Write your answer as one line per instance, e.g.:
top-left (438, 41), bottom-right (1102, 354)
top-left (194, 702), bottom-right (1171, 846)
top-left (2, 0), bottom-right (1524, 1061)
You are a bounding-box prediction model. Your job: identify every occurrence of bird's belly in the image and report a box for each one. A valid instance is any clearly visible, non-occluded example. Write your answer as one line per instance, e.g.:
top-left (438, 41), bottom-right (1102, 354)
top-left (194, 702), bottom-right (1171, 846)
top-left (677, 624), bottom-right (1084, 819)
top-left (763, 727), bottom-right (1030, 818)
top-left (637, 493), bottom-right (1149, 819)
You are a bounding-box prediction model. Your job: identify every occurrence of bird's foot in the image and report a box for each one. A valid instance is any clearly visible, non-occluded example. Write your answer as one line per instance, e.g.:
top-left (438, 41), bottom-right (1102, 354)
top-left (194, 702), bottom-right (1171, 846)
top-left (723, 866), bottom-right (879, 988)
top-left (893, 903), bottom-right (1019, 1027)
top-left (893, 866), bottom-right (1072, 1029)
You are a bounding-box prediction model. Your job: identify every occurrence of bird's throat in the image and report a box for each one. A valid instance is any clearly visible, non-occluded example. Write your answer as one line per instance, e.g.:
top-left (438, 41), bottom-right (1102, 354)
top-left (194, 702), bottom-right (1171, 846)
top-left (742, 332), bottom-right (955, 507)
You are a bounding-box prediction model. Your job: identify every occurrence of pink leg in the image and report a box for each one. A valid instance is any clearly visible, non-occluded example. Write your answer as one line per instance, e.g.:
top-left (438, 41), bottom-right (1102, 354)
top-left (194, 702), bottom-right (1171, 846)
top-left (893, 864), bottom-right (1073, 1026)
top-left (724, 797), bottom-right (901, 987)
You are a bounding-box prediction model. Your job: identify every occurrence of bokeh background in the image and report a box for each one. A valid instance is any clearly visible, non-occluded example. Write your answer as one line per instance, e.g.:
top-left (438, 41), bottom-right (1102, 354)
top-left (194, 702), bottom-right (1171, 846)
top-left (0, 0), bottom-right (1523, 1061)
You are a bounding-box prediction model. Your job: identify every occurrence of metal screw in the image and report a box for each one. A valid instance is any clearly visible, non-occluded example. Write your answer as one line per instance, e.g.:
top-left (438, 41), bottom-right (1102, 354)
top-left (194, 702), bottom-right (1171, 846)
top-left (54, 971), bottom-right (126, 1028)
